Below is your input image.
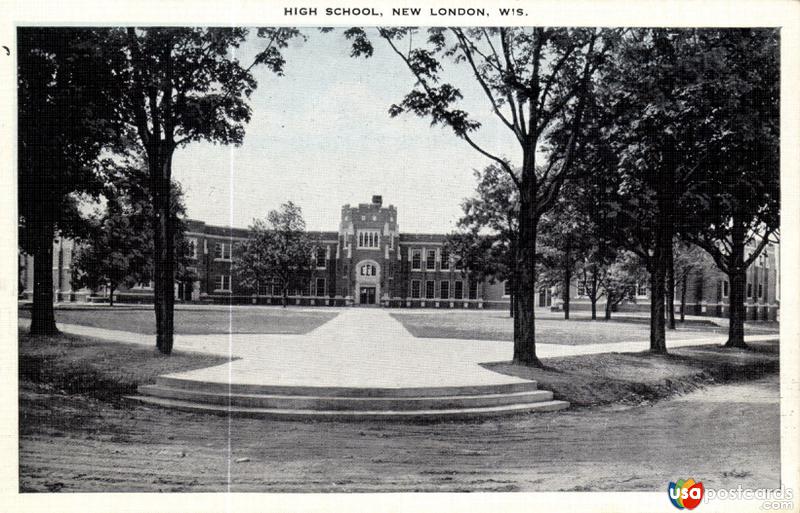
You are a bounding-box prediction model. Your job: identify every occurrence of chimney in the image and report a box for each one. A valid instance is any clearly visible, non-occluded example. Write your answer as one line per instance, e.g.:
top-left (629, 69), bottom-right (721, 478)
top-left (372, 195), bottom-right (383, 207)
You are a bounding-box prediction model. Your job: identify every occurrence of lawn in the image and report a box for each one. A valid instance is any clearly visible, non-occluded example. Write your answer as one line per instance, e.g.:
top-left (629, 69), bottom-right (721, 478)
top-left (18, 306), bottom-right (338, 335)
top-left (18, 330), bottom-right (780, 492)
top-left (19, 330), bottom-right (231, 400)
top-left (487, 340), bottom-right (779, 406)
top-left (390, 311), bottom-right (770, 345)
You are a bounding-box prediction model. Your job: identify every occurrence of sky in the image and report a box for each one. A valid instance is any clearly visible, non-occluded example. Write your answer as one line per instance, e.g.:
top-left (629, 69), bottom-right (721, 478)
top-left (170, 28), bottom-right (520, 234)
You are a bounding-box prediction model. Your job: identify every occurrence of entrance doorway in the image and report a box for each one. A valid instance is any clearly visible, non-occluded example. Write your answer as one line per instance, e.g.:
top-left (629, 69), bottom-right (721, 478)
top-left (359, 286), bottom-right (376, 305)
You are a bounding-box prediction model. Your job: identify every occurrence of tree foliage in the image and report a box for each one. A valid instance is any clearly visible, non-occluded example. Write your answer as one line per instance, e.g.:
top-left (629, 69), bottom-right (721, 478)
top-left (445, 165), bottom-right (518, 300)
top-left (18, 28), bottom-right (125, 334)
top-left (72, 165), bottom-right (195, 306)
top-left (108, 27), bottom-right (301, 353)
top-left (345, 27), bottom-right (618, 366)
top-left (233, 202), bottom-right (314, 307)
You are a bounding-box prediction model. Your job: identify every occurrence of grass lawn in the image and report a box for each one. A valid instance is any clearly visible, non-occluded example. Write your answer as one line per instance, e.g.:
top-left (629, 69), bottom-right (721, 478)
top-left (18, 330), bottom-right (779, 492)
top-left (391, 311), bottom-right (772, 344)
top-left (18, 307), bottom-right (338, 335)
top-left (487, 340), bottom-right (779, 406)
top-left (19, 330), bottom-right (231, 400)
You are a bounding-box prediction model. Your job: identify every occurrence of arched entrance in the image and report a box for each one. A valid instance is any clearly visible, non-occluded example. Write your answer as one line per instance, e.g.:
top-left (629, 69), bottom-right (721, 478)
top-left (354, 259), bottom-right (380, 306)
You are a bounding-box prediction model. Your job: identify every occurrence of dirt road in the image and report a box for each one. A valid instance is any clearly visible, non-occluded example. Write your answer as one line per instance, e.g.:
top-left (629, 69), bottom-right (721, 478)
top-left (19, 374), bottom-right (779, 493)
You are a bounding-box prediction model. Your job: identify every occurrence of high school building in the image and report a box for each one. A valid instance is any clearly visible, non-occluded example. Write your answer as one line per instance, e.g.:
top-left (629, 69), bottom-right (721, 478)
top-left (18, 195), bottom-right (780, 320)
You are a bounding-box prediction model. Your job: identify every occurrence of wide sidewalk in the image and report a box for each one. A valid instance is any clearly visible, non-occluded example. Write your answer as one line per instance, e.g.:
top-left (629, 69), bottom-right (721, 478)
top-left (17, 310), bottom-right (779, 389)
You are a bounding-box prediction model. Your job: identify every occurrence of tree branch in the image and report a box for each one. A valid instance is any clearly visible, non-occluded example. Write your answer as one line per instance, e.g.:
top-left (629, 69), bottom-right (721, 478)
top-left (450, 28), bottom-right (518, 139)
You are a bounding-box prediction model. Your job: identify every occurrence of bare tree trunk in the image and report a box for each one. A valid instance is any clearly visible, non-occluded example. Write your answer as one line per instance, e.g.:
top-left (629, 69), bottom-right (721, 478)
top-left (509, 238), bottom-right (516, 319)
top-left (30, 219), bottom-right (58, 335)
top-left (513, 185), bottom-right (541, 367)
top-left (726, 217), bottom-right (747, 348)
top-left (562, 264), bottom-right (571, 320)
top-left (680, 274), bottom-right (687, 323)
top-left (109, 285), bottom-right (115, 307)
top-left (604, 297), bottom-right (612, 320)
top-left (666, 243), bottom-right (676, 329)
top-left (282, 285), bottom-right (288, 308)
top-left (648, 219), bottom-right (669, 353)
top-left (150, 149), bottom-right (176, 355)
top-left (649, 262), bottom-right (667, 353)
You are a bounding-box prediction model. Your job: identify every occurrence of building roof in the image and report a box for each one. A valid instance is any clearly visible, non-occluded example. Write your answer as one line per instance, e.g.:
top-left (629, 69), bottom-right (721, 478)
top-left (185, 219), bottom-right (338, 241)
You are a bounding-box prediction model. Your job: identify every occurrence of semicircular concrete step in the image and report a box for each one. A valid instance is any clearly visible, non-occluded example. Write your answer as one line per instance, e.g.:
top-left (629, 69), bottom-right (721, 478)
top-left (137, 384), bottom-right (555, 410)
top-left (129, 378), bottom-right (569, 420)
top-left (127, 394), bottom-right (570, 421)
top-left (154, 375), bottom-right (540, 398)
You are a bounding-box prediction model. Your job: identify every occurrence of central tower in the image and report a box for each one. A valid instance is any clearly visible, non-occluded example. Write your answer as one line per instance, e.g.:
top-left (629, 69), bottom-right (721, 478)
top-left (336, 196), bottom-right (399, 305)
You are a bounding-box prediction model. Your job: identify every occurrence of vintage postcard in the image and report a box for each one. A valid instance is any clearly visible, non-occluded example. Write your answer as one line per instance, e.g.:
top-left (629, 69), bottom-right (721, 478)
top-left (1, 0), bottom-right (798, 512)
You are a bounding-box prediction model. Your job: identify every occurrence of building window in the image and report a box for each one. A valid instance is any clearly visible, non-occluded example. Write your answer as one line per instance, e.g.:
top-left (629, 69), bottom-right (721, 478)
top-left (411, 249), bottom-right (422, 270)
top-left (359, 263), bottom-right (377, 276)
top-left (636, 281), bottom-right (648, 298)
top-left (257, 281), bottom-right (272, 296)
top-left (411, 280), bottom-right (421, 299)
top-left (440, 280), bottom-right (450, 299)
top-left (577, 282), bottom-right (586, 297)
top-left (454, 257), bottom-right (463, 271)
top-left (722, 279), bottom-right (729, 298)
top-left (747, 282), bottom-right (753, 298)
top-left (441, 248), bottom-right (449, 270)
top-left (454, 280), bottom-right (464, 300)
top-left (469, 280), bottom-right (478, 300)
top-left (316, 277), bottom-right (326, 297)
top-left (503, 281), bottom-right (511, 297)
top-left (758, 283), bottom-right (763, 299)
top-left (215, 275), bottom-right (231, 292)
top-left (185, 238), bottom-right (198, 259)
top-left (425, 280), bottom-right (435, 299)
top-left (214, 242), bottom-right (231, 260)
top-left (426, 249), bottom-right (436, 270)
top-left (357, 230), bottom-right (380, 249)
top-left (316, 247), bottom-right (326, 269)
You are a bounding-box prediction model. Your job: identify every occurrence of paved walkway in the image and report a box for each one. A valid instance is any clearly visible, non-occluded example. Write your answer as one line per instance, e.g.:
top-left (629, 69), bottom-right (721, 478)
top-left (18, 310), bottom-right (779, 389)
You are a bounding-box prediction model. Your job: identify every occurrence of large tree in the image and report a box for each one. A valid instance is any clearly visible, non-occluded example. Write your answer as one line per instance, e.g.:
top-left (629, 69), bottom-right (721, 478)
top-left (683, 29), bottom-right (780, 348)
top-left (672, 242), bottom-right (716, 323)
top-left (587, 29), bottom-right (727, 353)
top-left (599, 251), bottom-right (648, 321)
top-left (110, 27), bottom-right (299, 353)
top-left (18, 28), bottom-right (123, 334)
top-left (233, 202), bottom-right (314, 307)
top-left (447, 164), bottom-right (518, 317)
top-left (72, 165), bottom-right (195, 306)
top-left (537, 184), bottom-right (596, 320)
top-left (345, 27), bottom-right (616, 366)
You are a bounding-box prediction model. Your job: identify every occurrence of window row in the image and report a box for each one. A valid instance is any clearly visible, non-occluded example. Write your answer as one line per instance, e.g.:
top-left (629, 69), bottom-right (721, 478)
top-left (410, 279), bottom-right (478, 300)
top-left (358, 230), bottom-right (380, 249)
top-left (217, 276), bottom-right (329, 296)
top-left (189, 240), bottom-right (329, 268)
top-left (409, 248), bottom-right (458, 271)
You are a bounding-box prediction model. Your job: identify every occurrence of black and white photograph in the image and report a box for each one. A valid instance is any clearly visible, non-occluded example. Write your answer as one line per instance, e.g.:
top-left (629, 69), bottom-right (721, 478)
top-left (4, 1), bottom-right (799, 512)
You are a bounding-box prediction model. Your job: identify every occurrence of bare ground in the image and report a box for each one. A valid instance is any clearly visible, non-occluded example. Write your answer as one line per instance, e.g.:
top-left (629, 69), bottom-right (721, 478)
top-left (18, 333), bottom-right (780, 493)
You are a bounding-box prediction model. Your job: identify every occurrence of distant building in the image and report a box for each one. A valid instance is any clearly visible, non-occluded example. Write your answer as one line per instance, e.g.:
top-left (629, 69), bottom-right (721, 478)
top-left (18, 195), bottom-right (779, 320)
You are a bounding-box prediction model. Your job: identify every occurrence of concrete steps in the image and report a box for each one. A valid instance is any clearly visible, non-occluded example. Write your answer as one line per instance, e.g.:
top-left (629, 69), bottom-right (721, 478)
top-left (130, 377), bottom-right (569, 420)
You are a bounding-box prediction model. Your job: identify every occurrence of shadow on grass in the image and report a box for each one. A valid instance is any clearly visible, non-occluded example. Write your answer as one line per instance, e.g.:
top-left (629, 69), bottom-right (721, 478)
top-left (19, 330), bottom-right (232, 403)
top-left (484, 342), bottom-right (779, 408)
